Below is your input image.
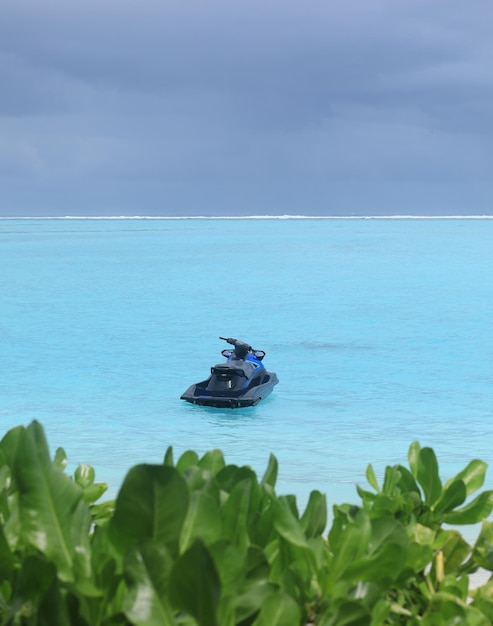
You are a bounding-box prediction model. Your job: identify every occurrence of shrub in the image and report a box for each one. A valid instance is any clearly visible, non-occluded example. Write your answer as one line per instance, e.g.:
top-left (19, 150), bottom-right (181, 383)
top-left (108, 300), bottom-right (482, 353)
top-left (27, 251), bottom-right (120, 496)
top-left (1, 421), bottom-right (493, 625)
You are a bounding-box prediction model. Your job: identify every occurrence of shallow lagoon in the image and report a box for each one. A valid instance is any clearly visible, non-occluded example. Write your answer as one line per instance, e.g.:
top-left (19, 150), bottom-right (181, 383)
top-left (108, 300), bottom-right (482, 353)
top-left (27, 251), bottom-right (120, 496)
top-left (2, 217), bottom-right (493, 531)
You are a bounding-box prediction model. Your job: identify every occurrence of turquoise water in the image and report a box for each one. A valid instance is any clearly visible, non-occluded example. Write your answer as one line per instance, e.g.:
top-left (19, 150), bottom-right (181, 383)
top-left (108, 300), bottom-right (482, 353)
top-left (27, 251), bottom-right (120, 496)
top-left (2, 218), bottom-right (493, 525)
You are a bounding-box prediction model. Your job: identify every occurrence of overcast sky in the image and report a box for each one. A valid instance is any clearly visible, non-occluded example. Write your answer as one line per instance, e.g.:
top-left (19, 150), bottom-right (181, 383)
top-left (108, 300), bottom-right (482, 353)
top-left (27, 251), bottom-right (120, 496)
top-left (1, 0), bottom-right (493, 216)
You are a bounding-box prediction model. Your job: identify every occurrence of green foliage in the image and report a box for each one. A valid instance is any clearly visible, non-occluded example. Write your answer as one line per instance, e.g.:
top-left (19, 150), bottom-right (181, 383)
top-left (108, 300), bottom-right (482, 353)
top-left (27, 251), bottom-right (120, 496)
top-left (1, 422), bottom-right (493, 625)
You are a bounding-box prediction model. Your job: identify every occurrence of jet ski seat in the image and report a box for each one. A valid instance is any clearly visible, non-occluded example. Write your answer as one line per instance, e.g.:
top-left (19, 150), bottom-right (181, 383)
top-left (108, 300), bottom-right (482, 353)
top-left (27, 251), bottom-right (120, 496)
top-left (211, 362), bottom-right (255, 378)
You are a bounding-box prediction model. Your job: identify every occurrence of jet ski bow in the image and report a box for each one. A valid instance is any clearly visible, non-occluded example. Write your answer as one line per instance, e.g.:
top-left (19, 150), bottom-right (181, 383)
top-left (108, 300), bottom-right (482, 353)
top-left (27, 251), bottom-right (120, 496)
top-left (180, 337), bottom-right (279, 408)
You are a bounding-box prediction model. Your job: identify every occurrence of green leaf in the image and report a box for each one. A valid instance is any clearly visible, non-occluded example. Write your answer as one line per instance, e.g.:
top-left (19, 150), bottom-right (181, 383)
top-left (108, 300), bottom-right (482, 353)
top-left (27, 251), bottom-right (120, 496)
top-left (230, 579), bottom-right (277, 625)
top-left (446, 460), bottom-right (488, 497)
top-left (300, 490), bottom-right (327, 538)
top-left (179, 488), bottom-right (222, 553)
top-left (346, 517), bottom-right (408, 584)
top-left (198, 449), bottom-right (226, 476)
top-left (208, 541), bottom-right (247, 597)
top-left (9, 554), bottom-right (58, 618)
top-left (469, 581), bottom-right (493, 623)
top-left (53, 447), bottom-right (67, 470)
top-left (444, 491), bottom-right (493, 525)
top-left (90, 499), bottom-right (115, 526)
top-left (434, 479), bottom-right (467, 515)
top-left (416, 447), bottom-right (442, 506)
top-left (439, 573), bottom-right (469, 601)
top-left (408, 441), bottom-right (421, 478)
top-left (163, 446), bottom-right (174, 467)
top-left (221, 477), bottom-right (259, 552)
top-left (0, 526), bottom-right (15, 581)
top-left (319, 599), bottom-right (371, 626)
top-left (395, 465), bottom-right (421, 496)
top-left (123, 541), bottom-right (175, 626)
top-left (81, 482), bottom-right (108, 505)
top-left (423, 591), bottom-right (490, 626)
top-left (216, 465), bottom-right (257, 493)
top-left (381, 465), bottom-right (402, 496)
top-left (438, 531), bottom-right (470, 576)
top-left (89, 521), bottom-right (118, 583)
top-left (14, 421), bottom-right (91, 583)
top-left (356, 484), bottom-right (376, 507)
top-left (169, 539), bottom-right (220, 626)
top-left (0, 463), bottom-right (11, 521)
top-left (328, 508), bottom-right (371, 583)
top-left (2, 490), bottom-right (19, 552)
top-left (472, 520), bottom-right (493, 570)
top-left (176, 450), bottom-right (199, 474)
top-left (370, 517), bottom-right (408, 555)
top-left (0, 453), bottom-right (8, 483)
top-left (366, 464), bottom-right (380, 492)
top-left (261, 454), bottom-right (278, 489)
top-left (70, 499), bottom-right (95, 585)
top-left (414, 522), bottom-right (437, 547)
top-left (251, 591), bottom-right (301, 625)
top-left (0, 425), bottom-right (24, 470)
top-left (272, 497), bottom-right (308, 549)
top-left (109, 464), bottom-right (189, 558)
top-left (74, 464), bottom-right (95, 489)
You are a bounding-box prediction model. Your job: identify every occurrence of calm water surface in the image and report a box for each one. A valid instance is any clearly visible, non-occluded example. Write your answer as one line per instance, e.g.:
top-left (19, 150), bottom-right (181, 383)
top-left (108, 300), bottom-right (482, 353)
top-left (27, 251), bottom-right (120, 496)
top-left (2, 218), bottom-right (493, 530)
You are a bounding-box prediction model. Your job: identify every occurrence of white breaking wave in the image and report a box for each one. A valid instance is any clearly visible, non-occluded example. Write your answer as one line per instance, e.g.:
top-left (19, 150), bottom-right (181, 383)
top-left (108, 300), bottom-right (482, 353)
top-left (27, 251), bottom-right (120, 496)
top-left (1, 215), bottom-right (493, 220)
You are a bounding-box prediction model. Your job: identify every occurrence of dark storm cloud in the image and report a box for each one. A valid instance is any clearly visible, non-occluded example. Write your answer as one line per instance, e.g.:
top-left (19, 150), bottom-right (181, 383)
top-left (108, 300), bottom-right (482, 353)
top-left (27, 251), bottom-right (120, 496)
top-left (1, 0), bottom-right (493, 215)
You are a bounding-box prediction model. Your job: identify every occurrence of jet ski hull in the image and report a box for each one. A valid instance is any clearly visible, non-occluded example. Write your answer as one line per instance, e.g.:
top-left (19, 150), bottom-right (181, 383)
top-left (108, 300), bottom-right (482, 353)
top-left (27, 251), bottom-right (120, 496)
top-left (181, 372), bottom-right (279, 409)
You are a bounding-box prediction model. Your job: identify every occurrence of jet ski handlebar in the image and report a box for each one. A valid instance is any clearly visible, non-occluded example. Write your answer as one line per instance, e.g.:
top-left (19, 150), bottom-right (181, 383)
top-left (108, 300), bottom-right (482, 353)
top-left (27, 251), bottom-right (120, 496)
top-left (219, 337), bottom-right (266, 361)
top-left (219, 336), bottom-right (253, 359)
top-left (220, 336), bottom-right (248, 347)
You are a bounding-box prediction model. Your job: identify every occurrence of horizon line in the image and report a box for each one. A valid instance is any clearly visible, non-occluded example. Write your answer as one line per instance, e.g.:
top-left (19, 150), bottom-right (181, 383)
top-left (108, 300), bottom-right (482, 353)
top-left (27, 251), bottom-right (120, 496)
top-left (1, 214), bottom-right (493, 220)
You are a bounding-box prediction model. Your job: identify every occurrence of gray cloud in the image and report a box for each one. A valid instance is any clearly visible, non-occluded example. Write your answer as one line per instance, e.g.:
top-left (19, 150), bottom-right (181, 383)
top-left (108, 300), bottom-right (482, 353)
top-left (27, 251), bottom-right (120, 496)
top-left (1, 0), bottom-right (493, 215)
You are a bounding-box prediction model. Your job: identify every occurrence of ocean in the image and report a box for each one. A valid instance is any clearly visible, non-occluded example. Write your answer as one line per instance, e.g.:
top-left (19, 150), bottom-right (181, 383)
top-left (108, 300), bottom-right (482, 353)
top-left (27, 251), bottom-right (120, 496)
top-left (2, 217), bottom-right (493, 532)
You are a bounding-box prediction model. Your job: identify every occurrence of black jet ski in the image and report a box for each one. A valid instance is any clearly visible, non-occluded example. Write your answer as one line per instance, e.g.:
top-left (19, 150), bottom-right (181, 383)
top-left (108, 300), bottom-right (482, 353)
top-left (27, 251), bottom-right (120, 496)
top-left (180, 337), bottom-right (279, 408)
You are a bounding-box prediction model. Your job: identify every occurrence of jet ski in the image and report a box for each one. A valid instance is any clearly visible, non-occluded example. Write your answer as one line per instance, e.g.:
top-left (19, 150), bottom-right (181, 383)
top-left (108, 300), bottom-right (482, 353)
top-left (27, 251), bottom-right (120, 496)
top-left (180, 337), bottom-right (279, 408)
